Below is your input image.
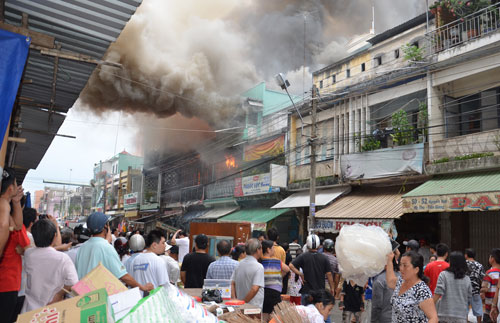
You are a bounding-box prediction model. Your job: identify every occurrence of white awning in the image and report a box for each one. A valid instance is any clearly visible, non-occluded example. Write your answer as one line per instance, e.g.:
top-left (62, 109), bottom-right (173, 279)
top-left (271, 186), bottom-right (351, 209)
top-left (196, 206), bottom-right (240, 220)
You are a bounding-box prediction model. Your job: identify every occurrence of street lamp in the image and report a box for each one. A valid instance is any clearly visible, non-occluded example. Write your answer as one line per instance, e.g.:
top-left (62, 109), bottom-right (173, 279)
top-left (275, 73), bottom-right (306, 132)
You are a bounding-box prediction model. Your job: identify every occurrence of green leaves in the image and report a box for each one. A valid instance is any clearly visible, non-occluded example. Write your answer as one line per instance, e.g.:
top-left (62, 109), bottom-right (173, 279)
top-left (391, 110), bottom-right (414, 146)
top-left (402, 44), bottom-right (424, 62)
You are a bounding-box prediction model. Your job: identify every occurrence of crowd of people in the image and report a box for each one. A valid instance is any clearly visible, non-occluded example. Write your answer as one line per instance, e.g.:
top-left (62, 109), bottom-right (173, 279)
top-left (2, 167), bottom-right (500, 323)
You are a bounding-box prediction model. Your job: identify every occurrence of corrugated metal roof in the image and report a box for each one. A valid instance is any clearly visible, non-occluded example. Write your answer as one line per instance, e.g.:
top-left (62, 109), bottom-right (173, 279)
top-left (315, 186), bottom-right (405, 219)
top-left (218, 208), bottom-right (293, 224)
top-left (271, 187), bottom-right (351, 209)
top-left (196, 206), bottom-right (239, 220)
top-left (403, 171), bottom-right (500, 197)
top-left (3, 0), bottom-right (142, 183)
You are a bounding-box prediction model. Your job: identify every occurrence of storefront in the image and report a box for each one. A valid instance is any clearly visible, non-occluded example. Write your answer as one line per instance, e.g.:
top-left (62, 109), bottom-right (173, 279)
top-left (313, 186), bottom-right (402, 240)
top-left (271, 187), bottom-right (351, 242)
top-left (217, 208), bottom-right (296, 242)
top-left (403, 170), bottom-right (500, 265)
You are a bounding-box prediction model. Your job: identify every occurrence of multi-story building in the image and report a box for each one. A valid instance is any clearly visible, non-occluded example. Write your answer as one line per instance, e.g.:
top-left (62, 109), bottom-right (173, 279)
top-left (38, 187), bottom-right (67, 218)
top-left (91, 150), bottom-right (143, 222)
top-left (286, 3), bottom-right (500, 264)
top-left (33, 190), bottom-right (44, 212)
top-left (140, 82), bottom-right (299, 240)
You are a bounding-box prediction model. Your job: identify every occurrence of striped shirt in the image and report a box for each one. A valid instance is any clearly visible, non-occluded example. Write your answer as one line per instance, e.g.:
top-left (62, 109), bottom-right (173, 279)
top-left (289, 243), bottom-right (301, 259)
top-left (262, 257), bottom-right (283, 293)
top-left (483, 268), bottom-right (500, 313)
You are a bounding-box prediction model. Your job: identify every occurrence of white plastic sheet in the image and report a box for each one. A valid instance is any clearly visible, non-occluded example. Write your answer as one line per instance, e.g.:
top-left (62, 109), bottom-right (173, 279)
top-left (335, 224), bottom-right (391, 286)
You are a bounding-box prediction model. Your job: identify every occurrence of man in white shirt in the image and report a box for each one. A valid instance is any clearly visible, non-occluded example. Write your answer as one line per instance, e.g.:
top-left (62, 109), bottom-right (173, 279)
top-left (130, 230), bottom-right (169, 295)
top-left (170, 229), bottom-right (190, 263)
top-left (23, 218), bottom-right (79, 312)
top-left (160, 245), bottom-right (180, 286)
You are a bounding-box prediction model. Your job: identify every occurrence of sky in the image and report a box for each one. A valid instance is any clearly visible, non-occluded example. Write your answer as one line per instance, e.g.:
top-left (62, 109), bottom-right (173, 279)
top-left (22, 106), bottom-right (137, 195)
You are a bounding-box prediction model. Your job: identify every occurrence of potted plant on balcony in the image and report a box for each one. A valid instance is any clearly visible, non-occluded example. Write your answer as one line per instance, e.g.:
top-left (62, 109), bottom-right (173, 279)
top-left (391, 110), bottom-right (415, 147)
top-left (430, 2), bottom-right (438, 15)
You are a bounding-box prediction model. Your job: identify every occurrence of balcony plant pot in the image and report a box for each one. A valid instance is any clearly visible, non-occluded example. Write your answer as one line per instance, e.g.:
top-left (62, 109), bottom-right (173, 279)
top-left (467, 29), bottom-right (478, 38)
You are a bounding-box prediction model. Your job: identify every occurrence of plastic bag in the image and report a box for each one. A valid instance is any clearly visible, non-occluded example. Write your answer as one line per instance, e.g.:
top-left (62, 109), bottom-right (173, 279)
top-left (118, 284), bottom-right (219, 323)
top-left (335, 224), bottom-right (391, 286)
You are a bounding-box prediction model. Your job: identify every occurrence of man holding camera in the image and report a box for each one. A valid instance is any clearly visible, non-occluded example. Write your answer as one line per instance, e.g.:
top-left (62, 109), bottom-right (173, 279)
top-left (75, 212), bottom-right (153, 293)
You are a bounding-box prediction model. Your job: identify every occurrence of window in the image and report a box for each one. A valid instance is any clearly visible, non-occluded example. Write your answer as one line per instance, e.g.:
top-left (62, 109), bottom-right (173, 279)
top-left (375, 56), bottom-right (382, 66)
top-left (394, 49), bottom-right (400, 59)
top-left (361, 63), bottom-right (365, 72)
top-left (346, 69), bottom-right (351, 78)
top-left (247, 110), bottom-right (258, 125)
top-left (412, 41), bottom-right (419, 48)
top-left (320, 80), bottom-right (323, 88)
top-left (331, 74), bottom-right (336, 83)
top-left (445, 87), bottom-right (500, 138)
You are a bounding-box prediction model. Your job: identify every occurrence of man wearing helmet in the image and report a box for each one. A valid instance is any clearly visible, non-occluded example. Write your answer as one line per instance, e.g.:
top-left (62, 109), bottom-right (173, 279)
top-left (289, 234), bottom-right (335, 305)
top-left (67, 224), bottom-right (91, 264)
top-left (124, 233), bottom-right (146, 274)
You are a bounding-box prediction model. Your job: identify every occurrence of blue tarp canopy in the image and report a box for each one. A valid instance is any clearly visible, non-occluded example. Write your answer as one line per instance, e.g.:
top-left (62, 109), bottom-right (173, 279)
top-left (0, 29), bottom-right (30, 151)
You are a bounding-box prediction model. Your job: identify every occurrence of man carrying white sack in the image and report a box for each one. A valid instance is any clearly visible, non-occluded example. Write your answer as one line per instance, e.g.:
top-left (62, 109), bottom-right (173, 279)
top-left (290, 234), bottom-right (335, 305)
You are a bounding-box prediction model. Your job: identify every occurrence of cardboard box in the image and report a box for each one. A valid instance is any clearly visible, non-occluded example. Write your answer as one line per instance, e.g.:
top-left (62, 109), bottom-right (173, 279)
top-left (17, 288), bottom-right (114, 323)
top-left (72, 263), bottom-right (128, 296)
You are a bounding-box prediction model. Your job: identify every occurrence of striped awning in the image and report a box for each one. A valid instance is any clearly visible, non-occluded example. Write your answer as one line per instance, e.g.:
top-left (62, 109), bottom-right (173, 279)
top-left (315, 186), bottom-right (405, 219)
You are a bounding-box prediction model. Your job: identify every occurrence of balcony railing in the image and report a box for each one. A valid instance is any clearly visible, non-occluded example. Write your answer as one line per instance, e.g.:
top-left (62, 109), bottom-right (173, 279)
top-left (205, 179), bottom-right (235, 200)
top-left (430, 2), bottom-right (500, 54)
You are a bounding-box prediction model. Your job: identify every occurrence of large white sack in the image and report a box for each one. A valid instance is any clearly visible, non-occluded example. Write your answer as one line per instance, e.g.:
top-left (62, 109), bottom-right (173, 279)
top-left (335, 224), bottom-right (391, 286)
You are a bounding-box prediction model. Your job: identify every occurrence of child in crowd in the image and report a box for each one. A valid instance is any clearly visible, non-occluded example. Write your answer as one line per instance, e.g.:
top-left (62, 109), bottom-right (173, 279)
top-left (339, 279), bottom-right (364, 323)
top-left (288, 268), bottom-right (303, 305)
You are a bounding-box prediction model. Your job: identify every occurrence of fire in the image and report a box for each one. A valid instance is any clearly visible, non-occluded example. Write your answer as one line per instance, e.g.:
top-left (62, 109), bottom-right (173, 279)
top-left (225, 155), bottom-right (236, 169)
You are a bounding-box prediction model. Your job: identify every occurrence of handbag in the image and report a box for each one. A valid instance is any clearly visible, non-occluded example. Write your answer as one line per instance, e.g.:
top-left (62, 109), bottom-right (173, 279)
top-left (202, 288), bottom-right (223, 303)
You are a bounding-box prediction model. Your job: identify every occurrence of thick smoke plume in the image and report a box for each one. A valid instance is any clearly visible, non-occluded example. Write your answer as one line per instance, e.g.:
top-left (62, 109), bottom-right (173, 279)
top-left (79, 0), bottom-right (426, 156)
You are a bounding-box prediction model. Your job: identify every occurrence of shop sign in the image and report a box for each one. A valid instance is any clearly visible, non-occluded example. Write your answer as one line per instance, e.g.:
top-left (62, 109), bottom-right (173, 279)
top-left (312, 219), bottom-right (393, 233)
top-left (403, 192), bottom-right (500, 213)
top-left (124, 210), bottom-right (138, 218)
top-left (252, 223), bottom-right (267, 231)
top-left (140, 202), bottom-right (159, 211)
top-left (124, 192), bottom-right (138, 210)
top-left (234, 173), bottom-right (280, 197)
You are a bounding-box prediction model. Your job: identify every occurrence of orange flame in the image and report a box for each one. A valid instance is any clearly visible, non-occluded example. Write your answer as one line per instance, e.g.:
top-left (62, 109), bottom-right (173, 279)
top-left (225, 155), bottom-right (236, 169)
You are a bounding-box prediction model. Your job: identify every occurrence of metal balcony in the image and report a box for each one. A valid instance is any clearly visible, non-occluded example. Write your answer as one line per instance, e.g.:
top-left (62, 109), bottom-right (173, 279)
top-left (429, 2), bottom-right (500, 54)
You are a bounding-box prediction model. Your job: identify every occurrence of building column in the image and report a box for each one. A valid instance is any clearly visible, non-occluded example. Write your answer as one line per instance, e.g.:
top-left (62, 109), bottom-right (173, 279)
top-left (333, 114), bottom-right (339, 175)
top-left (361, 106), bottom-right (366, 146)
top-left (365, 95), bottom-right (371, 137)
top-left (349, 98), bottom-right (355, 153)
top-left (355, 105), bottom-right (360, 153)
top-left (428, 85), bottom-right (444, 160)
top-left (344, 101), bottom-right (349, 155)
top-left (339, 112), bottom-right (344, 160)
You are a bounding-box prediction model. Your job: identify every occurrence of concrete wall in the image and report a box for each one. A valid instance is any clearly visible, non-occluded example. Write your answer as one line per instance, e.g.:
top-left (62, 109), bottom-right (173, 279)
top-left (290, 160), bottom-right (334, 182)
top-left (431, 128), bottom-right (500, 160)
top-left (314, 23), bottom-right (427, 94)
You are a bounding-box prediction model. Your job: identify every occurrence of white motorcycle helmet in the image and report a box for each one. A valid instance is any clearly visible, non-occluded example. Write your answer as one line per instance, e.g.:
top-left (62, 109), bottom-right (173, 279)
top-left (306, 234), bottom-right (320, 250)
top-left (129, 234), bottom-right (145, 252)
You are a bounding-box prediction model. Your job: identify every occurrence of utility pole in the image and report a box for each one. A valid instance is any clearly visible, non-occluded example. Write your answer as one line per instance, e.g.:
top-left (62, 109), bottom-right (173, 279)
top-left (309, 85), bottom-right (318, 232)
